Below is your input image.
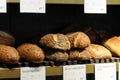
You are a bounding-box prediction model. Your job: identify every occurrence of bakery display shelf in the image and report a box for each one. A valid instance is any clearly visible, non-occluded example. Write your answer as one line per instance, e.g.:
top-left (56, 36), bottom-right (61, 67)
top-left (0, 62), bottom-right (119, 79)
top-left (0, 57), bottom-right (119, 68)
top-left (0, 57), bottom-right (119, 79)
top-left (7, 0), bottom-right (120, 5)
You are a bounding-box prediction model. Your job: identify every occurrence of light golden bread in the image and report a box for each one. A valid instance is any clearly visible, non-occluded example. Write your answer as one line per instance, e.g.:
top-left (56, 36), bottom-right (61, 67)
top-left (103, 36), bottom-right (120, 56)
top-left (85, 44), bottom-right (112, 59)
top-left (69, 44), bottom-right (112, 60)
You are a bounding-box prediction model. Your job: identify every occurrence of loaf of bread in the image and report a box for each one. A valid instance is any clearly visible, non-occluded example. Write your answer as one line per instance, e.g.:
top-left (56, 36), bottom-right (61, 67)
top-left (0, 45), bottom-right (20, 64)
top-left (61, 25), bottom-right (99, 43)
top-left (65, 32), bottom-right (90, 48)
top-left (69, 50), bottom-right (92, 60)
top-left (103, 36), bottom-right (120, 57)
top-left (39, 34), bottom-right (71, 50)
top-left (45, 50), bottom-right (69, 62)
top-left (85, 44), bottom-right (112, 59)
top-left (69, 44), bottom-right (112, 60)
top-left (0, 30), bottom-right (15, 46)
top-left (17, 43), bottom-right (45, 62)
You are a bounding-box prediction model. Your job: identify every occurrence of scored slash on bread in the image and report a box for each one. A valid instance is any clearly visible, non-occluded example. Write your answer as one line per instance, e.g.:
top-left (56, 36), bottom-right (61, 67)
top-left (39, 34), bottom-right (71, 50)
top-left (65, 32), bottom-right (91, 48)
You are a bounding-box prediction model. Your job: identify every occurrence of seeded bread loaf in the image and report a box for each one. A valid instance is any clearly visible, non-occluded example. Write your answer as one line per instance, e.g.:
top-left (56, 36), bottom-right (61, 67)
top-left (0, 45), bottom-right (20, 64)
top-left (17, 43), bottom-right (45, 62)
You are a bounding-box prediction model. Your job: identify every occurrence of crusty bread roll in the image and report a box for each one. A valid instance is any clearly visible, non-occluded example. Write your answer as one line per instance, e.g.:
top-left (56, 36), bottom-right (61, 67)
top-left (45, 50), bottom-right (69, 62)
top-left (0, 45), bottom-right (20, 64)
top-left (0, 30), bottom-right (15, 46)
top-left (69, 44), bottom-right (112, 60)
top-left (17, 43), bottom-right (45, 62)
top-left (85, 44), bottom-right (112, 59)
top-left (65, 32), bottom-right (91, 48)
top-left (39, 34), bottom-right (71, 50)
top-left (69, 50), bottom-right (92, 60)
top-left (61, 25), bottom-right (99, 43)
top-left (103, 36), bottom-right (120, 57)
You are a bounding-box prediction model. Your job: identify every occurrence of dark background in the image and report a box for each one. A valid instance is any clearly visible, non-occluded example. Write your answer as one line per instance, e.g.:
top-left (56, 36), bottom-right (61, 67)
top-left (0, 3), bottom-right (120, 45)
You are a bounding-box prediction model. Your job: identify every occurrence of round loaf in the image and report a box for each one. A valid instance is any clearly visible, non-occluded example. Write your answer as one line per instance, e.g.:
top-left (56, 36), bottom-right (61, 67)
top-left (40, 33), bottom-right (71, 50)
top-left (0, 45), bottom-right (20, 64)
top-left (45, 50), bottom-right (69, 62)
top-left (17, 43), bottom-right (45, 62)
top-left (65, 32), bottom-right (91, 48)
top-left (69, 50), bottom-right (92, 60)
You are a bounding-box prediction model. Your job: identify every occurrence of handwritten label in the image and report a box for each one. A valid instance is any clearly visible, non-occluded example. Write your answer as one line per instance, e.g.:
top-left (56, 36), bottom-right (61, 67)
top-left (95, 63), bottom-right (116, 80)
top-left (20, 0), bottom-right (45, 13)
top-left (63, 65), bottom-right (86, 80)
top-left (20, 67), bottom-right (46, 80)
top-left (0, 0), bottom-right (7, 13)
top-left (84, 0), bottom-right (106, 14)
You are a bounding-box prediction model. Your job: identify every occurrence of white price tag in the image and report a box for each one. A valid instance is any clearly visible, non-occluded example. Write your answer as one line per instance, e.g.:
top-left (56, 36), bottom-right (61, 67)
top-left (119, 63), bottom-right (120, 80)
top-left (63, 65), bottom-right (86, 80)
top-left (20, 67), bottom-right (46, 80)
top-left (0, 0), bottom-right (7, 13)
top-left (20, 0), bottom-right (46, 13)
top-left (95, 63), bottom-right (116, 80)
top-left (84, 0), bottom-right (106, 14)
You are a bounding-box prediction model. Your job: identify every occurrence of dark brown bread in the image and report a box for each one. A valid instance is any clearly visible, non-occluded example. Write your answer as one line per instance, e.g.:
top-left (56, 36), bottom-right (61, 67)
top-left (0, 30), bottom-right (15, 46)
top-left (69, 50), bottom-right (92, 60)
top-left (61, 25), bottom-right (99, 43)
top-left (0, 45), bottom-right (20, 64)
top-left (17, 43), bottom-right (45, 62)
top-left (39, 34), bottom-right (71, 50)
top-left (45, 50), bottom-right (69, 62)
top-left (65, 32), bottom-right (91, 48)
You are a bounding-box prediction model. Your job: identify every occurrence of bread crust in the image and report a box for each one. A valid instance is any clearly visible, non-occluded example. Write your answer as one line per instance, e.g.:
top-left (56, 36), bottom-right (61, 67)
top-left (40, 34), bottom-right (71, 50)
top-left (45, 50), bottom-right (69, 62)
top-left (66, 32), bottom-right (91, 48)
top-left (17, 43), bottom-right (45, 62)
top-left (0, 31), bottom-right (15, 46)
top-left (103, 36), bottom-right (120, 57)
top-left (0, 45), bottom-right (20, 64)
top-left (69, 44), bottom-right (112, 60)
top-left (85, 44), bottom-right (112, 59)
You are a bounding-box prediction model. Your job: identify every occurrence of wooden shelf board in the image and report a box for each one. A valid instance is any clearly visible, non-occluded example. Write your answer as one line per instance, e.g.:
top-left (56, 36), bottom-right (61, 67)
top-left (7, 0), bottom-right (120, 5)
top-left (0, 65), bottom-right (94, 79)
top-left (0, 62), bottom-right (118, 79)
